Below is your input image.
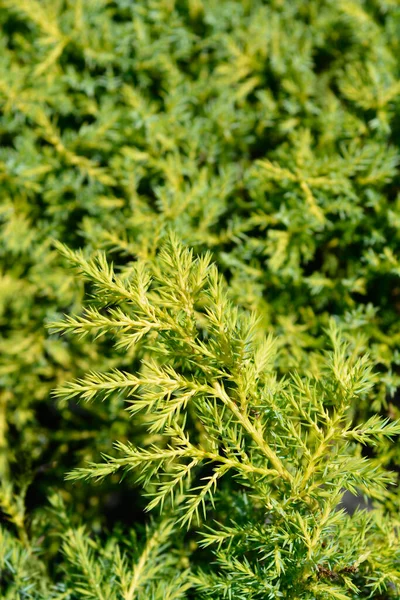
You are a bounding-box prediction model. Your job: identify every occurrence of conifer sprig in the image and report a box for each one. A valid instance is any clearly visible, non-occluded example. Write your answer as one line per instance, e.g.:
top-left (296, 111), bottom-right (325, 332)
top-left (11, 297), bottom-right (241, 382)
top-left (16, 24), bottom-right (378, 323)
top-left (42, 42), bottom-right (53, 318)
top-left (52, 237), bottom-right (400, 598)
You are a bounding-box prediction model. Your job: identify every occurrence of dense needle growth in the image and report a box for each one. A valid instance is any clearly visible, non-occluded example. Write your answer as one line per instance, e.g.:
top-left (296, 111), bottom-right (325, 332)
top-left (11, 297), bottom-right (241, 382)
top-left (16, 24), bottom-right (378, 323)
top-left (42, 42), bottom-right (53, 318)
top-left (1, 0), bottom-right (400, 598)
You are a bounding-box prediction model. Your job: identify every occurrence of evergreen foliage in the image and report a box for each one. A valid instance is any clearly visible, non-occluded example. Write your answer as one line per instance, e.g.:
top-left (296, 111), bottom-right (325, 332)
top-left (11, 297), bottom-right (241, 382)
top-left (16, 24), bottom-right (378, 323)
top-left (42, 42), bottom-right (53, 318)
top-left (1, 0), bottom-right (400, 597)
